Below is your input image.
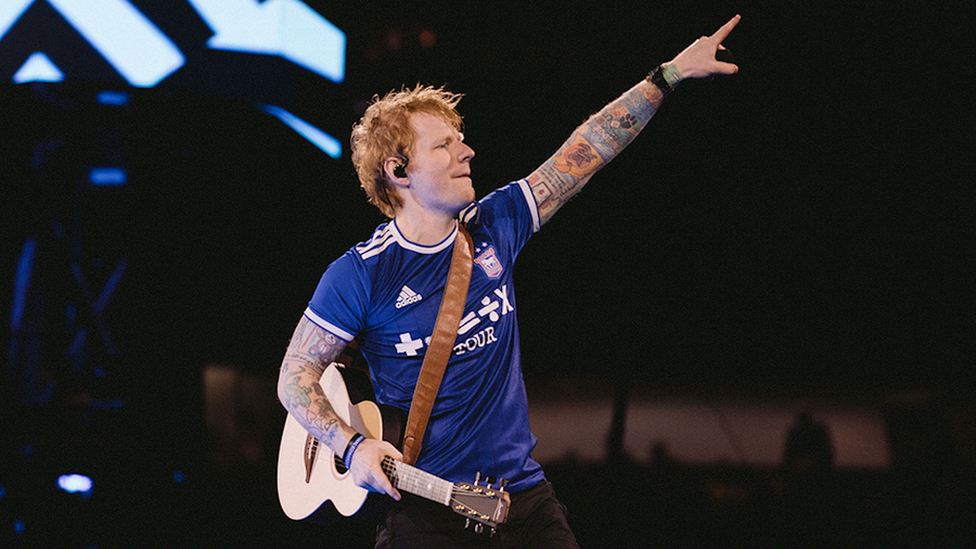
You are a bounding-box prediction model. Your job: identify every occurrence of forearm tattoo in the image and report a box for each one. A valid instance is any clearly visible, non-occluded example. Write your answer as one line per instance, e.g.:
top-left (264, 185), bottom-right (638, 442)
top-left (532, 81), bottom-right (664, 223)
top-left (280, 316), bottom-right (346, 446)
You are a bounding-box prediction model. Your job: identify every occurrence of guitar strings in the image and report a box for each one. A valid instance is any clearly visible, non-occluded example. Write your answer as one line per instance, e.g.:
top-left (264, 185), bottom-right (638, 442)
top-left (382, 457), bottom-right (452, 506)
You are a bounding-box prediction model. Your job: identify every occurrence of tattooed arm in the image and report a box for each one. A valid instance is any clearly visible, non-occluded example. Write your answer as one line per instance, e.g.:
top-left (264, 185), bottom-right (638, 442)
top-left (529, 15), bottom-right (740, 225)
top-left (276, 315), bottom-right (402, 499)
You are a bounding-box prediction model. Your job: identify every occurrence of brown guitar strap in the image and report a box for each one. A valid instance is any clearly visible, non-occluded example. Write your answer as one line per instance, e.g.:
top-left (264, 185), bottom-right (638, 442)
top-left (401, 222), bottom-right (474, 465)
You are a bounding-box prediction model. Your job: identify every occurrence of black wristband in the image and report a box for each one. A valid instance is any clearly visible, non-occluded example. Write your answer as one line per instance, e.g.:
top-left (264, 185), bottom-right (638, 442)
top-left (342, 433), bottom-right (365, 469)
top-left (646, 65), bottom-right (673, 97)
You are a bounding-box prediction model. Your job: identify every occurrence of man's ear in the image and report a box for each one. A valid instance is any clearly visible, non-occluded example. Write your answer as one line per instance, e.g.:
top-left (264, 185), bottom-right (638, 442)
top-left (385, 155), bottom-right (409, 182)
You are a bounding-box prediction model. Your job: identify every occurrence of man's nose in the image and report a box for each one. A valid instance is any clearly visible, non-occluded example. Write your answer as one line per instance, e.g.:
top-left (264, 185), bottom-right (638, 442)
top-left (458, 142), bottom-right (475, 162)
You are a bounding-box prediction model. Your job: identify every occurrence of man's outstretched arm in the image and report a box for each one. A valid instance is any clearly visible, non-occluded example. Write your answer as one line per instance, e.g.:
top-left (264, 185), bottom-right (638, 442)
top-left (528, 15), bottom-right (741, 226)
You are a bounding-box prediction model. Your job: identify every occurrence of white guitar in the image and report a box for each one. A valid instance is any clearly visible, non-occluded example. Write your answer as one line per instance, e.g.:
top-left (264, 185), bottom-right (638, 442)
top-left (277, 363), bottom-right (511, 531)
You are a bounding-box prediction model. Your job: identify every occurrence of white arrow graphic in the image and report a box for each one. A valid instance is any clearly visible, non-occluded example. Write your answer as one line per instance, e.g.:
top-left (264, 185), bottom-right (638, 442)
top-left (187, 0), bottom-right (346, 83)
top-left (47, 0), bottom-right (184, 87)
top-left (14, 51), bottom-right (65, 84)
top-left (2, 0), bottom-right (183, 87)
top-left (0, 0), bottom-right (34, 41)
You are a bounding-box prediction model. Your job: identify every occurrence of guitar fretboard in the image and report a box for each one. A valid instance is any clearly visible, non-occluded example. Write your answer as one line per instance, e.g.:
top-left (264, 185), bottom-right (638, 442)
top-left (382, 456), bottom-right (452, 507)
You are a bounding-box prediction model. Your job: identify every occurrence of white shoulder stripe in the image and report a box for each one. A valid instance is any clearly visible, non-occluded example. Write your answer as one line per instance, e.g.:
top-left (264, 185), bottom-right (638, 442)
top-left (303, 307), bottom-right (355, 342)
top-left (516, 178), bottom-right (541, 233)
top-left (357, 225), bottom-right (397, 259)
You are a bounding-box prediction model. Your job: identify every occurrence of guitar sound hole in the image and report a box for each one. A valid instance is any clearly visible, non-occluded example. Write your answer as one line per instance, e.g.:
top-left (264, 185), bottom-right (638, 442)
top-left (334, 454), bottom-right (348, 474)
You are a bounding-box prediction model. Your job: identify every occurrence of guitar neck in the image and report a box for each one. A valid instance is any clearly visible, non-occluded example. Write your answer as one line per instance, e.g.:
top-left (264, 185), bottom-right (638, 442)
top-left (381, 456), bottom-right (453, 507)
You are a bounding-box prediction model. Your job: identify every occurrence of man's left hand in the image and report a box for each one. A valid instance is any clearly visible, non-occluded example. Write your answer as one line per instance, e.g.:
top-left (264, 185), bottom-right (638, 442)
top-left (670, 14), bottom-right (741, 80)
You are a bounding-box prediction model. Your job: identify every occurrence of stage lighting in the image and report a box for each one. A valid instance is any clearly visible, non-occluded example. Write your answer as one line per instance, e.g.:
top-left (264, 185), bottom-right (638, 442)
top-left (12, 52), bottom-right (64, 84)
top-left (88, 167), bottom-right (127, 186)
top-left (57, 474), bottom-right (93, 497)
top-left (261, 104), bottom-right (342, 158)
top-left (96, 90), bottom-right (130, 106)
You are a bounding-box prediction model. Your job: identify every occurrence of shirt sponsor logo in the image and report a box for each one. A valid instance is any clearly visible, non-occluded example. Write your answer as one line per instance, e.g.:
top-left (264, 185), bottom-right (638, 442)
top-left (394, 285), bottom-right (514, 357)
top-left (458, 286), bottom-right (512, 335)
top-left (453, 326), bottom-right (497, 356)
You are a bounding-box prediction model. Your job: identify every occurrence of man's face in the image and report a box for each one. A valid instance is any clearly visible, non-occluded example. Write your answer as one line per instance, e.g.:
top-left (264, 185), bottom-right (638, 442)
top-left (403, 112), bottom-right (476, 216)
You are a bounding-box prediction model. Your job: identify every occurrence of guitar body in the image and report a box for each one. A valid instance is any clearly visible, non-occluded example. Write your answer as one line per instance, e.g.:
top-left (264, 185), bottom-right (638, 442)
top-left (277, 363), bottom-right (509, 530)
top-left (277, 364), bottom-right (387, 522)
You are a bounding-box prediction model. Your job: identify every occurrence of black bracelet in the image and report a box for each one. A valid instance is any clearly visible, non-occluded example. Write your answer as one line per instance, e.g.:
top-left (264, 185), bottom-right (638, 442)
top-left (646, 65), bottom-right (673, 97)
top-left (342, 433), bottom-right (365, 469)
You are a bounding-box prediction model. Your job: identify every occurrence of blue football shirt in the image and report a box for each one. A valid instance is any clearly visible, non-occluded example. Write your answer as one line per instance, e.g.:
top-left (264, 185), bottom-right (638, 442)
top-left (305, 179), bottom-right (546, 492)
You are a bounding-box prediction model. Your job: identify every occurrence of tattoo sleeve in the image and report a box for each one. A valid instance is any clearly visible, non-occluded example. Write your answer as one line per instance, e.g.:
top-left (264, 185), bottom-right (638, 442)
top-left (529, 80), bottom-right (665, 225)
top-left (277, 315), bottom-right (350, 451)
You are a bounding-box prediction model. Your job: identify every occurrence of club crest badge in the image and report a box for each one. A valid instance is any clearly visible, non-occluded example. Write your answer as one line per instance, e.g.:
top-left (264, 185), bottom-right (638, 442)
top-left (474, 246), bottom-right (503, 278)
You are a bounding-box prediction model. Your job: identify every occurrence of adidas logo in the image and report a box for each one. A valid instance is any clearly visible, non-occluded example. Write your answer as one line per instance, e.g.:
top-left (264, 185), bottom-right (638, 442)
top-left (395, 286), bottom-right (423, 309)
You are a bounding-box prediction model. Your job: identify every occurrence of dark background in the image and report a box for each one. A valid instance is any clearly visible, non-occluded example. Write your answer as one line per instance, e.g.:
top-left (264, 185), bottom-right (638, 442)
top-left (1, 1), bottom-right (973, 547)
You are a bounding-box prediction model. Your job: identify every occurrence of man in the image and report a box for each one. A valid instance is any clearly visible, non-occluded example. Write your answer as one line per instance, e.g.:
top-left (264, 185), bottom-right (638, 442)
top-left (277, 15), bottom-right (741, 548)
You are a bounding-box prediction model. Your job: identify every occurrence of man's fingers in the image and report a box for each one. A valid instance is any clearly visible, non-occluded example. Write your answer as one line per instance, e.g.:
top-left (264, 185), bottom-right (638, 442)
top-left (378, 474), bottom-right (400, 500)
top-left (711, 14), bottom-right (741, 43)
top-left (384, 449), bottom-right (403, 500)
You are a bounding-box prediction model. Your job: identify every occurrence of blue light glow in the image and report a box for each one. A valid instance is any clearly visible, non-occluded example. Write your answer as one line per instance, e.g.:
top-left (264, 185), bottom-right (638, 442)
top-left (11, 238), bottom-right (36, 331)
top-left (89, 167), bottom-right (128, 186)
top-left (57, 474), bottom-right (93, 495)
top-left (96, 90), bottom-right (130, 106)
top-left (260, 104), bottom-right (342, 158)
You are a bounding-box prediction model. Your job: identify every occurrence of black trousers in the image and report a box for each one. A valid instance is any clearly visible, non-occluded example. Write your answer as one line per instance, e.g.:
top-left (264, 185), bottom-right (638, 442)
top-left (375, 481), bottom-right (580, 549)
